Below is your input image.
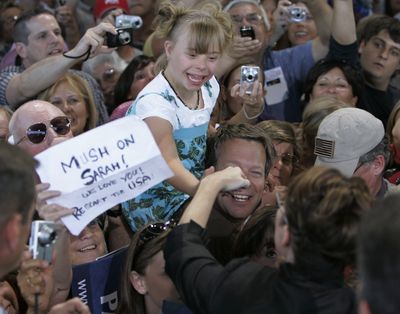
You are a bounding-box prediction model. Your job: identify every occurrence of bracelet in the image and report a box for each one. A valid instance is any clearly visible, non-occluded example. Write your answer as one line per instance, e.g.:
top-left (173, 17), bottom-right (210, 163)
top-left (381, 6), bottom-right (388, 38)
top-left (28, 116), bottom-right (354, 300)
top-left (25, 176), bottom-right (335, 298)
top-left (63, 46), bottom-right (91, 62)
top-left (243, 102), bottom-right (265, 120)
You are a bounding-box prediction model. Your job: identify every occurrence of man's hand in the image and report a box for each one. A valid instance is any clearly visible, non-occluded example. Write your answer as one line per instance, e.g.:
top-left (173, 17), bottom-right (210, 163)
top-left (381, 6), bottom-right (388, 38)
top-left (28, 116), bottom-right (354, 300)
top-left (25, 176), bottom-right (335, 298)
top-left (36, 183), bottom-right (74, 223)
top-left (66, 22), bottom-right (117, 59)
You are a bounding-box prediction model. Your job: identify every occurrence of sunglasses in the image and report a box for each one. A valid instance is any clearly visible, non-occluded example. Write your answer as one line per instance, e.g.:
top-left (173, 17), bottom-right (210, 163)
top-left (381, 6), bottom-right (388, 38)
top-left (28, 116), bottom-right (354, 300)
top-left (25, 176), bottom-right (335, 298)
top-left (17, 116), bottom-right (71, 145)
top-left (139, 219), bottom-right (176, 244)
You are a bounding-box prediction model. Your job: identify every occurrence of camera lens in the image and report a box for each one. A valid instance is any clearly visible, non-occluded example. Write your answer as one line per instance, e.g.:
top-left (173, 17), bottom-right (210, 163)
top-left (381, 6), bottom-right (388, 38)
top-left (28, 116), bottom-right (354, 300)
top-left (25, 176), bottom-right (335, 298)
top-left (38, 225), bottom-right (56, 246)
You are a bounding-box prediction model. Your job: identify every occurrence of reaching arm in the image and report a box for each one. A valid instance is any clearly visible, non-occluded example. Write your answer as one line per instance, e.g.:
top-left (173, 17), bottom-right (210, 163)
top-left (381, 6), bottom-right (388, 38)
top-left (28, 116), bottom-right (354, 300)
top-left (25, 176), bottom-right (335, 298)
top-left (6, 22), bottom-right (116, 109)
top-left (332, 0), bottom-right (356, 45)
top-left (305, 0), bottom-right (333, 60)
top-left (179, 167), bottom-right (250, 227)
top-left (144, 116), bottom-right (200, 196)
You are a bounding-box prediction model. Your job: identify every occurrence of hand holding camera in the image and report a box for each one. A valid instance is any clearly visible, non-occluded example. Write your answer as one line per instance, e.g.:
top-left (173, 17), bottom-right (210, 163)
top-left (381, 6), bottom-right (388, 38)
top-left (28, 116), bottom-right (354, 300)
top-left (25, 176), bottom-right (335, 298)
top-left (106, 14), bottom-right (143, 48)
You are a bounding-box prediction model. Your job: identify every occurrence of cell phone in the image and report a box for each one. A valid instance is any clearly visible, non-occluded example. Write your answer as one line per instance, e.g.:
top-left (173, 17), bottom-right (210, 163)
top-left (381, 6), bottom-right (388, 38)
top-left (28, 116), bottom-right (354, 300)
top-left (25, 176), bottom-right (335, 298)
top-left (240, 25), bottom-right (255, 40)
top-left (240, 65), bottom-right (260, 95)
top-left (29, 220), bottom-right (58, 263)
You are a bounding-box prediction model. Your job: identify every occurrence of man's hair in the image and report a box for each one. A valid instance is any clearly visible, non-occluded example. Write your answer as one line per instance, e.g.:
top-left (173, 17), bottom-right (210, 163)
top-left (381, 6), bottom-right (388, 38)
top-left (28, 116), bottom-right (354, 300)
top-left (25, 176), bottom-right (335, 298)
top-left (359, 135), bottom-right (390, 169)
top-left (206, 123), bottom-right (275, 174)
top-left (286, 166), bottom-right (372, 269)
top-left (358, 15), bottom-right (400, 44)
top-left (13, 8), bottom-right (52, 44)
top-left (0, 142), bottom-right (37, 224)
top-left (358, 193), bottom-right (400, 314)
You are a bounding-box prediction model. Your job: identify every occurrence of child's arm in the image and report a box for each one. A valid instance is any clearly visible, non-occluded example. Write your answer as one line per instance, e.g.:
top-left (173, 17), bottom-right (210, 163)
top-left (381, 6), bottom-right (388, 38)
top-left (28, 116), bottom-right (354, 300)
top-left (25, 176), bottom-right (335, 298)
top-left (144, 116), bottom-right (200, 196)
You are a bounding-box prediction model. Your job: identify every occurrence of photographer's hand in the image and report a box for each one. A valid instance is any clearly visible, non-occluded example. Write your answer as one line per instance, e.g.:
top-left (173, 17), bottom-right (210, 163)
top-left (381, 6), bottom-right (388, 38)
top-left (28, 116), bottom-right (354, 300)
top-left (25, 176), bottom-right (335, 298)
top-left (17, 251), bottom-right (54, 314)
top-left (49, 298), bottom-right (90, 314)
top-left (36, 183), bottom-right (74, 223)
top-left (230, 81), bottom-right (265, 121)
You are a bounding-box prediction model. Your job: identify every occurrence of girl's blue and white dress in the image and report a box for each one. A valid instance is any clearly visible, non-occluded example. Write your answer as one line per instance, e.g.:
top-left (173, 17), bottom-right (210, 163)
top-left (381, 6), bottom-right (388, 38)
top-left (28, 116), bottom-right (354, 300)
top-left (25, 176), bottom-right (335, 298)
top-left (122, 72), bottom-right (219, 231)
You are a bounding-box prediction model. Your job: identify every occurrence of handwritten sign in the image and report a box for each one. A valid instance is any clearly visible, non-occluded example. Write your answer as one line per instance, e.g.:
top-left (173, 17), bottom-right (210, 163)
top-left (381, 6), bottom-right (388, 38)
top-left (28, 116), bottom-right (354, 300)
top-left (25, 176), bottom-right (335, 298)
top-left (35, 116), bottom-right (173, 235)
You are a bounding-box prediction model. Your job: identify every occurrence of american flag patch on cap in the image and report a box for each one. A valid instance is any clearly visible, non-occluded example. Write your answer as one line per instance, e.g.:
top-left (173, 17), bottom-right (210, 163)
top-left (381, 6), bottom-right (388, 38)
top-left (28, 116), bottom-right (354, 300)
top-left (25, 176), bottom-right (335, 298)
top-left (314, 138), bottom-right (335, 158)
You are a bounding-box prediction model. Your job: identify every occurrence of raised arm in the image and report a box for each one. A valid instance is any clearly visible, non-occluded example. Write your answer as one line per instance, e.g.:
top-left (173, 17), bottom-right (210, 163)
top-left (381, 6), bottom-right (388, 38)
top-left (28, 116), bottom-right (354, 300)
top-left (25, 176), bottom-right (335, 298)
top-left (332, 0), bottom-right (356, 44)
top-left (144, 117), bottom-right (200, 196)
top-left (6, 22), bottom-right (116, 109)
top-left (306, 0), bottom-right (333, 60)
top-left (179, 167), bottom-right (249, 227)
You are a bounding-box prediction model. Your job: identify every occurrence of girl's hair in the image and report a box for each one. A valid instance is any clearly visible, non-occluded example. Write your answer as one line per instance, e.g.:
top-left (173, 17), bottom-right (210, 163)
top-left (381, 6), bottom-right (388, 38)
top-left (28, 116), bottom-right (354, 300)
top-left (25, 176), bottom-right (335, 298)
top-left (285, 166), bottom-right (372, 269)
top-left (113, 55), bottom-right (156, 108)
top-left (117, 223), bottom-right (171, 314)
top-left (154, 1), bottom-right (233, 65)
top-left (38, 73), bottom-right (98, 133)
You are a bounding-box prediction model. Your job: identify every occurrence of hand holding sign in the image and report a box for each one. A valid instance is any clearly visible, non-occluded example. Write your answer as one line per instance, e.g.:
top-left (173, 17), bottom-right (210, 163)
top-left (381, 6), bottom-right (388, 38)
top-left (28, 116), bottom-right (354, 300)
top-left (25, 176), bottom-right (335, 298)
top-left (35, 116), bottom-right (173, 235)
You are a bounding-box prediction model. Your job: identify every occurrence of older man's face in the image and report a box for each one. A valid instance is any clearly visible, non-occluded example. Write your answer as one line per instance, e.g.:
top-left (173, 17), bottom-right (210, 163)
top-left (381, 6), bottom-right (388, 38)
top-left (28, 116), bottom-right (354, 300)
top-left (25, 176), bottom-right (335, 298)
top-left (15, 103), bottom-right (73, 156)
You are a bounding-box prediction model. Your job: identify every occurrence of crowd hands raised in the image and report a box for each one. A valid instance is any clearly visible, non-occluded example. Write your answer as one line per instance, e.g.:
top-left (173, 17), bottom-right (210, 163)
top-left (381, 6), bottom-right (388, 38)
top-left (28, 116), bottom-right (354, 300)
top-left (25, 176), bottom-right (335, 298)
top-left (1, 0), bottom-right (400, 313)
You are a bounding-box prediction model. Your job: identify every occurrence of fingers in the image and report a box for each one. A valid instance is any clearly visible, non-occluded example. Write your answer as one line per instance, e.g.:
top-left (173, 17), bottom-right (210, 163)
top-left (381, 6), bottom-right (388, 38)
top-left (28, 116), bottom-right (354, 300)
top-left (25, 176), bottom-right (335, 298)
top-left (37, 203), bottom-right (74, 222)
top-left (49, 297), bottom-right (90, 314)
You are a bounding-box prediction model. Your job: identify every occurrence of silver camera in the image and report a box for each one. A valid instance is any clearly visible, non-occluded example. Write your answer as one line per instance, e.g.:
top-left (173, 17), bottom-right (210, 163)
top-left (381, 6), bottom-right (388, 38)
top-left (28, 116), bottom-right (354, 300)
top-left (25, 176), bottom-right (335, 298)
top-left (288, 7), bottom-right (308, 23)
top-left (115, 14), bottom-right (143, 29)
top-left (240, 65), bottom-right (260, 95)
top-left (29, 221), bottom-right (58, 263)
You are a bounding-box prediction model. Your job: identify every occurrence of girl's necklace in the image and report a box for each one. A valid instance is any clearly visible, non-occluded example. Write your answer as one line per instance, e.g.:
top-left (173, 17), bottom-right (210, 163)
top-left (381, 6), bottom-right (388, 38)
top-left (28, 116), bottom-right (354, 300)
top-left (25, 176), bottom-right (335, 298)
top-left (163, 72), bottom-right (201, 110)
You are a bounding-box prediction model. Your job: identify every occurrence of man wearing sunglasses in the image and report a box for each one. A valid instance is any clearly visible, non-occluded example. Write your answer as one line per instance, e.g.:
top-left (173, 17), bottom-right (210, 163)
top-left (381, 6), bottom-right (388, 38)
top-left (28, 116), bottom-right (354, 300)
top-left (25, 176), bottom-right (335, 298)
top-left (9, 99), bottom-right (73, 156)
top-left (0, 8), bottom-right (116, 125)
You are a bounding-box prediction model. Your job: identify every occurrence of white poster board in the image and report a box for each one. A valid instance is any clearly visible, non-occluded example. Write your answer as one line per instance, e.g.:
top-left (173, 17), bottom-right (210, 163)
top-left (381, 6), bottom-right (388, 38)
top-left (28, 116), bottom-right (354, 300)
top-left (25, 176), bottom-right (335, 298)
top-left (35, 116), bottom-right (173, 235)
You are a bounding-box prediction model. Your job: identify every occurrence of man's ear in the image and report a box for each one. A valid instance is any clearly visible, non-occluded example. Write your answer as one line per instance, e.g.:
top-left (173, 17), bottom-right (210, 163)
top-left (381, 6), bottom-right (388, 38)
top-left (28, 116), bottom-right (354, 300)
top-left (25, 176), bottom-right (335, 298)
top-left (0, 214), bottom-right (22, 256)
top-left (358, 300), bottom-right (372, 314)
top-left (372, 155), bottom-right (386, 176)
top-left (129, 271), bottom-right (148, 295)
top-left (15, 42), bottom-right (28, 59)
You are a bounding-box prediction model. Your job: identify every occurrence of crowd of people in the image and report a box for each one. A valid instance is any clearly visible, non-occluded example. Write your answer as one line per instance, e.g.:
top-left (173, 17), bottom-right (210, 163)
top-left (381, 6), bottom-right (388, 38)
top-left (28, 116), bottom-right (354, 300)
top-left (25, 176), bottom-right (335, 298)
top-left (0, 0), bottom-right (400, 313)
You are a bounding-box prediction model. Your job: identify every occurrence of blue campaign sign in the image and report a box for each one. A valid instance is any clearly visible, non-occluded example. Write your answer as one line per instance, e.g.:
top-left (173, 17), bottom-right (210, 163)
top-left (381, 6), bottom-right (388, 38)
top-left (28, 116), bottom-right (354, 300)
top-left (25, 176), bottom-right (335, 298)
top-left (71, 246), bottom-right (128, 314)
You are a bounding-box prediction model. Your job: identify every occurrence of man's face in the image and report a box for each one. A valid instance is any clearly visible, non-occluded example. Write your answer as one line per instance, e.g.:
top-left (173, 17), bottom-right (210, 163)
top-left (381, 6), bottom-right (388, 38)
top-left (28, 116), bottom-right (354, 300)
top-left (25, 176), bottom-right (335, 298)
top-left (228, 3), bottom-right (271, 48)
top-left (15, 102), bottom-right (73, 156)
top-left (359, 30), bottom-right (400, 87)
top-left (19, 14), bottom-right (64, 67)
top-left (216, 138), bottom-right (266, 219)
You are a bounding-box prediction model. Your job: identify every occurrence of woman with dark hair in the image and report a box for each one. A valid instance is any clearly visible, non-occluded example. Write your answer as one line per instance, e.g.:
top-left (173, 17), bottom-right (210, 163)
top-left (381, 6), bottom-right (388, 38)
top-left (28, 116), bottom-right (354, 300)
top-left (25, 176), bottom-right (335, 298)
top-left (165, 165), bottom-right (373, 314)
top-left (110, 55), bottom-right (156, 120)
top-left (118, 220), bottom-right (183, 314)
top-left (302, 59), bottom-right (364, 108)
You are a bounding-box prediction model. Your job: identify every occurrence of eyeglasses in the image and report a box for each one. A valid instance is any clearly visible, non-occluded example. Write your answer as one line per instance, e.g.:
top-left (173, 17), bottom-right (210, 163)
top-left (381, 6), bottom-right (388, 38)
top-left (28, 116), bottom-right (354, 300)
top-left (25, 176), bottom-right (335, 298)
top-left (275, 153), bottom-right (297, 166)
top-left (16, 116), bottom-right (71, 145)
top-left (231, 13), bottom-right (263, 25)
top-left (138, 219), bottom-right (177, 245)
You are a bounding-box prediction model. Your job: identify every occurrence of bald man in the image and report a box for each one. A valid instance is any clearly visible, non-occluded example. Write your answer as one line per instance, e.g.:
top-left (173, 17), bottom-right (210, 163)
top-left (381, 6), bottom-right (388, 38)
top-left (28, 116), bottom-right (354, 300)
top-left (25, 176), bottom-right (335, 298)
top-left (9, 99), bottom-right (73, 156)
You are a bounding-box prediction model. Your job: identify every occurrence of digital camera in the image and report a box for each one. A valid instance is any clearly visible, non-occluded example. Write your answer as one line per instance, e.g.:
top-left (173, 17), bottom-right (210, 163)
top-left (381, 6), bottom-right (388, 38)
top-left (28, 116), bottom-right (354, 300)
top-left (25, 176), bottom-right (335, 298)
top-left (106, 28), bottom-right (134, 48)
top-left (240, 65), bottom-right (260, 95)
top-left (240, 25), bottom-right (255, 40)
top-left (115, 15), bottom-right (143, 29)
top-left (29, 220), bottom-right (58, 263)
top-left (287, 7), bottom-right (308, 23)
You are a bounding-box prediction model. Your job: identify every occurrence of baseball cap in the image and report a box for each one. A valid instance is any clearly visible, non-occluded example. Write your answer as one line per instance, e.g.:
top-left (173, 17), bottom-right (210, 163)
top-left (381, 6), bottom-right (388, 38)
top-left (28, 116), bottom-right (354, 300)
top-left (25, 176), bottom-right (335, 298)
top-left (314, 107), bottom-right (384, 177)
top-left (94, 0), bottom-right (129, 19)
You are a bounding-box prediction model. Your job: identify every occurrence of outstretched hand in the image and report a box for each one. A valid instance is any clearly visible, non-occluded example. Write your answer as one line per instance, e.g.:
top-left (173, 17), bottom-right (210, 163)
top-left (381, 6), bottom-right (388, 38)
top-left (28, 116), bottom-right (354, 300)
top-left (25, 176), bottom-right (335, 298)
top-left (211, 166), bottom-right (250, 192)
top-left (36, 183), bottom-right (74, 223)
